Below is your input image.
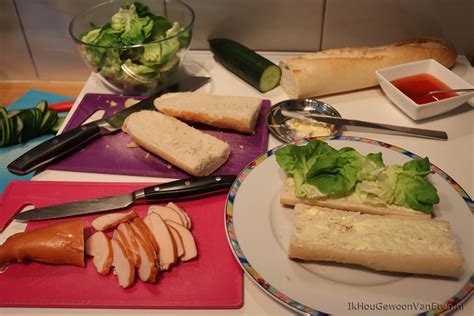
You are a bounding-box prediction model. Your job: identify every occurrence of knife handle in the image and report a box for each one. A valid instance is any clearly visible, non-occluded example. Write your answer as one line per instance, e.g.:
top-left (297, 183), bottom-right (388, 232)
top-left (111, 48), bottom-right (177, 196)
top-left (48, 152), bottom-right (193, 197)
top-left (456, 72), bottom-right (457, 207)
top-left (7, 122), bottom-right (102, 175)
top-left (137, 175), bottom-right (237, 201)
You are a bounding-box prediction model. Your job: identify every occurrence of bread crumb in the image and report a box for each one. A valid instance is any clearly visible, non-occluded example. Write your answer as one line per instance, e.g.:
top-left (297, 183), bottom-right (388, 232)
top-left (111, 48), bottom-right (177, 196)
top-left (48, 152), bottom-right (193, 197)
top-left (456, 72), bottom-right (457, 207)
top-left (166, 164), bottom-right (172, 169)
top-left (105, 100), bottom-right (110, 104)
top-left (126, 141), bottom-right (139, 148)
top-left (105, 144), bottom-right (110, 149)
top-left (124, 98), bottom-right (141, 108)
top-left (110, 101), bottom-right (117, 107)
top-left (145, 153), bottom-right (150, 159)
top-left (239, 145), bottom-right (244, 150)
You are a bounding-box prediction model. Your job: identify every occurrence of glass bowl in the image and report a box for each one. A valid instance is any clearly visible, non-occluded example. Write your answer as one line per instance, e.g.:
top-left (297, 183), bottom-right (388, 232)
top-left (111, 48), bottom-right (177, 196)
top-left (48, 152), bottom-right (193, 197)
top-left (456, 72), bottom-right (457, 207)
top-left (69, 0), bottom-right (194, 95)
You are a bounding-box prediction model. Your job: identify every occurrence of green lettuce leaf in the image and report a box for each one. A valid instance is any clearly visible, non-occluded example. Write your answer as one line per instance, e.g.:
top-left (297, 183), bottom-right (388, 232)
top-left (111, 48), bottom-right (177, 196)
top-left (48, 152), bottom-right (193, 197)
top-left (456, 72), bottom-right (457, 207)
top-left (275, 140), bottom-right (439, 213)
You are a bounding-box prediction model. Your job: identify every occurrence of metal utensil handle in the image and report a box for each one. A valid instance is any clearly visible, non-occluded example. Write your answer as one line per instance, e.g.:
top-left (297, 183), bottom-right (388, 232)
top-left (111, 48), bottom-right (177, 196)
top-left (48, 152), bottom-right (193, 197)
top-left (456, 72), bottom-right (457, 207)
top-left (427, 88), bottom-right (474, 95)
top-left (7, 122), bottom-right (103, 175)
top-left (137, 175), bottom-right (237, 201)
top-left (349, 119), bottom-right (448, 140)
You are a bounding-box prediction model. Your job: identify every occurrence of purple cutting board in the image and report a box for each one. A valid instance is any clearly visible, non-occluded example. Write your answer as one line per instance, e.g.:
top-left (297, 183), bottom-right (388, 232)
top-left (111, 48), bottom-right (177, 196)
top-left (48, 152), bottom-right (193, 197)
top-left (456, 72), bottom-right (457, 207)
top-left (47, 93), bottom-right (270, 178)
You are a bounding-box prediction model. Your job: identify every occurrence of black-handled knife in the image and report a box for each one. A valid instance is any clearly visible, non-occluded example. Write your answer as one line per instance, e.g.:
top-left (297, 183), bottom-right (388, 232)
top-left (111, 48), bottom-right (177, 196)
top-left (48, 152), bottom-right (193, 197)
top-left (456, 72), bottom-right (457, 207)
top-left (7, 76), bottom-right (211, 175)
top-left (12, 175), bottom-right (236, 221)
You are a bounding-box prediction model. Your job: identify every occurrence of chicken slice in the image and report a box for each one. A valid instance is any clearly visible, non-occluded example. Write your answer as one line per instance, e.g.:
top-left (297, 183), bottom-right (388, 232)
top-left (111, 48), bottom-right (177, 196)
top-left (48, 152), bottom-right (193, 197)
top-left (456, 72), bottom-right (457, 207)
top-left (147, 205), bottom-right (185, 226)
top-left (110, 239), bottom-right (135, 288)
top-left (166, 202), bottom-right (191, 229)
top-left (86, 231), bottom-right (113, 275)
top-left (91, 210), bottom-right (138, 231)
top-left (145, 213), bottom-right (177, 271)
top-left (167, 225), bottom-right (185, 258)
top-left (165, 220), bottom-right (198, 261)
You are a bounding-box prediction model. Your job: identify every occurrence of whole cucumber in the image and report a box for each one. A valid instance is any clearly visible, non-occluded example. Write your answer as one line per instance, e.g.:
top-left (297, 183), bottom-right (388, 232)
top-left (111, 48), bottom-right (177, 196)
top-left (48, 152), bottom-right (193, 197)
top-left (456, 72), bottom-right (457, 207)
top-left (209, 38), bottom-right (281, 93)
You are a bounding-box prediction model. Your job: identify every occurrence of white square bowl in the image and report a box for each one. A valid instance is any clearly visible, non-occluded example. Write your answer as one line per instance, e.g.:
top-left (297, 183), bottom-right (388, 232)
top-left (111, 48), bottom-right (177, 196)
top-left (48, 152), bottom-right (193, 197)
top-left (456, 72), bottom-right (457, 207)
top-left (375, 59), bottom-right (474, 120)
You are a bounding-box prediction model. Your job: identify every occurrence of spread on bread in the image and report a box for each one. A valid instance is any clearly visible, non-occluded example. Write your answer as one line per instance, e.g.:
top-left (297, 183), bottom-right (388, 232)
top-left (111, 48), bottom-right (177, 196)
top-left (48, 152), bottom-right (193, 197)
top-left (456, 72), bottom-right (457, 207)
top-left (279, 37), bottom-right (457, 98)
top-left (289, 204), bottom-right (464, 277)
top-left (86, 203), bottom-right (197, 288)
top-left (277, 140), bottom-right (465, 277)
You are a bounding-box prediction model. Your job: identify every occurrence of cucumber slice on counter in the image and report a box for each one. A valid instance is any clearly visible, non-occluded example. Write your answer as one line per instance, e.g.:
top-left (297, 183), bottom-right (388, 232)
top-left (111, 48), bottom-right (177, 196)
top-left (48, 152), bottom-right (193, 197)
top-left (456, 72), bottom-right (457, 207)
top-left (0, 100), bottom-right (62, 147)
top-left (51, 117), bottom-right (65, 133)
top-left (209, 38), bottom-right (281, 93)
top-left (7, 110), bottom-right (21, 118)
top-left (35, 100), bottom-right (48, 114)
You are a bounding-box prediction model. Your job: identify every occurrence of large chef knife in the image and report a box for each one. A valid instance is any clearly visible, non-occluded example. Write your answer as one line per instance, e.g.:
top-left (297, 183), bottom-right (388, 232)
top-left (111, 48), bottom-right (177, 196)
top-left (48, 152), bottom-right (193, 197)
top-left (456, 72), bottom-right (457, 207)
top-left (7, 76), bottom-right (211, 175)
top-left (12, 175), bottom-right (235, 221)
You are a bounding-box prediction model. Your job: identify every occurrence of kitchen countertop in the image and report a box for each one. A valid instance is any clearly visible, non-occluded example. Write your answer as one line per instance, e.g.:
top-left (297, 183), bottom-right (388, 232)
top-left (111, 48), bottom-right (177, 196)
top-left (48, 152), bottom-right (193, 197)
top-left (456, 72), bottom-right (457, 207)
top-left (0, 81), bottom-right (84, 107)
top-left (1, 51), bottom-right (473, 315)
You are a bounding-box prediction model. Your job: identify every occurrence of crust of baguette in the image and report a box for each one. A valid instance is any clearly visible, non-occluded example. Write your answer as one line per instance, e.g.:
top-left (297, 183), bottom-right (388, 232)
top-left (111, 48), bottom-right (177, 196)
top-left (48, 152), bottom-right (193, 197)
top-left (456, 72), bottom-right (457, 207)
top-left (289, 243), bottom-right (464, 277)
top-left (289, 204), bottom-right (464, 277)
top-left (279, 37), bottom-right (457, 98)
top-left (154, 93), bottom-right (262, 133)
top-left (280, 177), bottom-right (430, 219)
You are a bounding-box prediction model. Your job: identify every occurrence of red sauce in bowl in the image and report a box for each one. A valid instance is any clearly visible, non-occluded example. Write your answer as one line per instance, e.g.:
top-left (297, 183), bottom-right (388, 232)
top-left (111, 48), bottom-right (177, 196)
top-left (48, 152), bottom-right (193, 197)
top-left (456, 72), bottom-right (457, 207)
top-left (390, 73), bottom-right (458, 104)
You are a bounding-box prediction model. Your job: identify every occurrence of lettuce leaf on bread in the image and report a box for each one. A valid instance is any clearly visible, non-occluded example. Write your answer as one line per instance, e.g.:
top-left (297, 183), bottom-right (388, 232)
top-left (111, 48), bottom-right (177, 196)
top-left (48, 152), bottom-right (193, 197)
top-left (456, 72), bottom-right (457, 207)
top-left (275, 140), bottom-right (439, 214)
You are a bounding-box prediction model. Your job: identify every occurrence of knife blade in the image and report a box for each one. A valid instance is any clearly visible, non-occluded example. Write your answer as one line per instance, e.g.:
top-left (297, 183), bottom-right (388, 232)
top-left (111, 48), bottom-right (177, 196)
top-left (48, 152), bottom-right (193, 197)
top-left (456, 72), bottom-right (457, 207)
top-left (281, 110), bottom-right (448, 140)
top-left (12, 175), bottom-right (236, 221)
top-left (7, 76), bottom-right (211, 176)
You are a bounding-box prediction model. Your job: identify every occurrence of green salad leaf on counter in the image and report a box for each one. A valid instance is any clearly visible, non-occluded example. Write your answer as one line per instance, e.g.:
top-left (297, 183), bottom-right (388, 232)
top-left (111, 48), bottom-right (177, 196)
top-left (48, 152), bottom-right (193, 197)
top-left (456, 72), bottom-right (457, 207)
top-left (275, 140), bottom-right (439, 213)
top-left (79, 2), bottom-right (190, 93)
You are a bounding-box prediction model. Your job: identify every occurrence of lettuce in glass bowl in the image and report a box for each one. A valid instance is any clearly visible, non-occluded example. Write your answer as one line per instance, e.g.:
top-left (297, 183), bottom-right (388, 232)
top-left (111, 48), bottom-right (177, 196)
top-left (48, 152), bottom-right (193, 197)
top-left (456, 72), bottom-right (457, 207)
top-left (69, 0), bottom-right (194, 95)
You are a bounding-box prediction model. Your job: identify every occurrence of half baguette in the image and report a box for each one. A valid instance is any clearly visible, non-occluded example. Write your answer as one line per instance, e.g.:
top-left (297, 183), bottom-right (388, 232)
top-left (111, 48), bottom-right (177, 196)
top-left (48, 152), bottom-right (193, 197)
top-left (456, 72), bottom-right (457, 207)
top-left (123, 111), bottom-right (230, 176)
top-left (279, 37), bottom-right (457, 98)
top-left (280, 177), bottom-right (430, 219)
top-left (154, 92), bottom-right (262, 133)
top-left (289, 204), bottom-right (464, 277)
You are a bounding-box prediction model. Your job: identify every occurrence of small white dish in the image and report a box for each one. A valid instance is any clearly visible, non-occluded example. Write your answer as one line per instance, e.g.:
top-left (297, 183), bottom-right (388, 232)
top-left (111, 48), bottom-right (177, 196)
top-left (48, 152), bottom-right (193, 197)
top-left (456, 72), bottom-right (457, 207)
top-left (376, 59), bottom-right (474, 120)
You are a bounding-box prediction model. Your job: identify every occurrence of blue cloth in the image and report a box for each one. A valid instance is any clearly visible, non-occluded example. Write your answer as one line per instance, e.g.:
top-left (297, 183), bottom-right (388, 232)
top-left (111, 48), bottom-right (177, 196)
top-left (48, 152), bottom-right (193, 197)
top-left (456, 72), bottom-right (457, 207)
top-left (0, 90), bottom-right (73, 194)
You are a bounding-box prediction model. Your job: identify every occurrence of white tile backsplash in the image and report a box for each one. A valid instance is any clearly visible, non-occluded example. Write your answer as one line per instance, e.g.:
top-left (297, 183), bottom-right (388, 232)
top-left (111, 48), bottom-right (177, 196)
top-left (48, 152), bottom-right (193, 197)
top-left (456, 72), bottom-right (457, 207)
top-left (0, 0), bottom-right (36, 80)
top-left (0, 0), bottom-right (472, 81)
top-left (322, 0), bottom-right (474, 59)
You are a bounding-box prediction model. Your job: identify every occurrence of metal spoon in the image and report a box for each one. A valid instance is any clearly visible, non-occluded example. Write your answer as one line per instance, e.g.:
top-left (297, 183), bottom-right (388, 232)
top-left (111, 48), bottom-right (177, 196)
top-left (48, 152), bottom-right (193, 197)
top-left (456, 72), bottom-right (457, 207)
top-left (426, 88), bottom-right (474, 95)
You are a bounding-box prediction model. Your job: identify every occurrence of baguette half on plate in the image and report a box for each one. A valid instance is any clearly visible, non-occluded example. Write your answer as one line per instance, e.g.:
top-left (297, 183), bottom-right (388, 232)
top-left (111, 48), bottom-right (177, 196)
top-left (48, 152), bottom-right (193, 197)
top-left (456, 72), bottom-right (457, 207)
top-left (280, 177), bottom-right (430, 219)
top-left (123, 111), bottom-right (230, 176)
top-left (289, 204), bottom-right (464, 277)
top-left (280, 37), bottom-right (457, 98)
top-left (154, 92), bottom-right (262, 133)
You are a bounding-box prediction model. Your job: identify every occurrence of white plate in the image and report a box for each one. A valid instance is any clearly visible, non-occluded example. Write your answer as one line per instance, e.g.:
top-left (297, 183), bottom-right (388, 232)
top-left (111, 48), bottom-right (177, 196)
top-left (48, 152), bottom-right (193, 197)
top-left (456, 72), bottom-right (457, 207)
top-left (225, 136), bottom-right (473, 315)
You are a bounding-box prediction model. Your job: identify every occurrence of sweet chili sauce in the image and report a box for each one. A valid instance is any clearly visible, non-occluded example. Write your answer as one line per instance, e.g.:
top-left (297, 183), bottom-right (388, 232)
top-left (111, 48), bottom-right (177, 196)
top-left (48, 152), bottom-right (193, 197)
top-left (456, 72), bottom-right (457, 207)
top-left (390, 73), bottom-right (458, 105)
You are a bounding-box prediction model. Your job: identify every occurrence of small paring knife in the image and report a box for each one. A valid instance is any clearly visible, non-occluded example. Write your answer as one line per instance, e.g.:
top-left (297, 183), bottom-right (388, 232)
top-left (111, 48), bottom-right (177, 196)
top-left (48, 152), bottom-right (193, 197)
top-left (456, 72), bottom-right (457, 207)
top-left (7, 76), bottom-right (211, 176)
top-left (281, 110), bottom-right (448, 140)
top-left (12, 175), bottom-right (236, 222)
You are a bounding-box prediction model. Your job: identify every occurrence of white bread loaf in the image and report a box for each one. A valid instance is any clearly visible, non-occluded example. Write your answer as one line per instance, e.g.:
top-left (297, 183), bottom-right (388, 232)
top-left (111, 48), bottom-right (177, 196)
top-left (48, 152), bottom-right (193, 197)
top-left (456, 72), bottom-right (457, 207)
top-left (289, 204), bottom-right (464, 277)
top-left (154, 92), bottom-right (262, 133)
top-left (280, 177), bottom-right (430, 219)
top-left (280, 37), bottom-right (457, 98)
top-left (123, 111), bottom-right (230, 176)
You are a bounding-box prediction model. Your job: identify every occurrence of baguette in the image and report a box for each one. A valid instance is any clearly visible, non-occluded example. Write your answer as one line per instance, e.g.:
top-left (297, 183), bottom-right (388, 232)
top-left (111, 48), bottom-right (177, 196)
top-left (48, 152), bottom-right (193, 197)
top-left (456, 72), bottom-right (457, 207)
top-left (289, 204), bottom-right (464, 277)
top-left (280, 37), bottom-right (457, 98)
top-left (123, 110), bottom-right (230, 176)
top-left (154, 92), bottom-right (262, 133)
top-left (280, 177), bottom-right (430, 219)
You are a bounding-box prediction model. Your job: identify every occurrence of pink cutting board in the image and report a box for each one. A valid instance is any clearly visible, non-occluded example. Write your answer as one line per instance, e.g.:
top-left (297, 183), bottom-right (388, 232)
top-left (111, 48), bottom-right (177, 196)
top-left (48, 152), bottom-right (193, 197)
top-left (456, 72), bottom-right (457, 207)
top-left (0, 181), bottom-right (243, 309)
